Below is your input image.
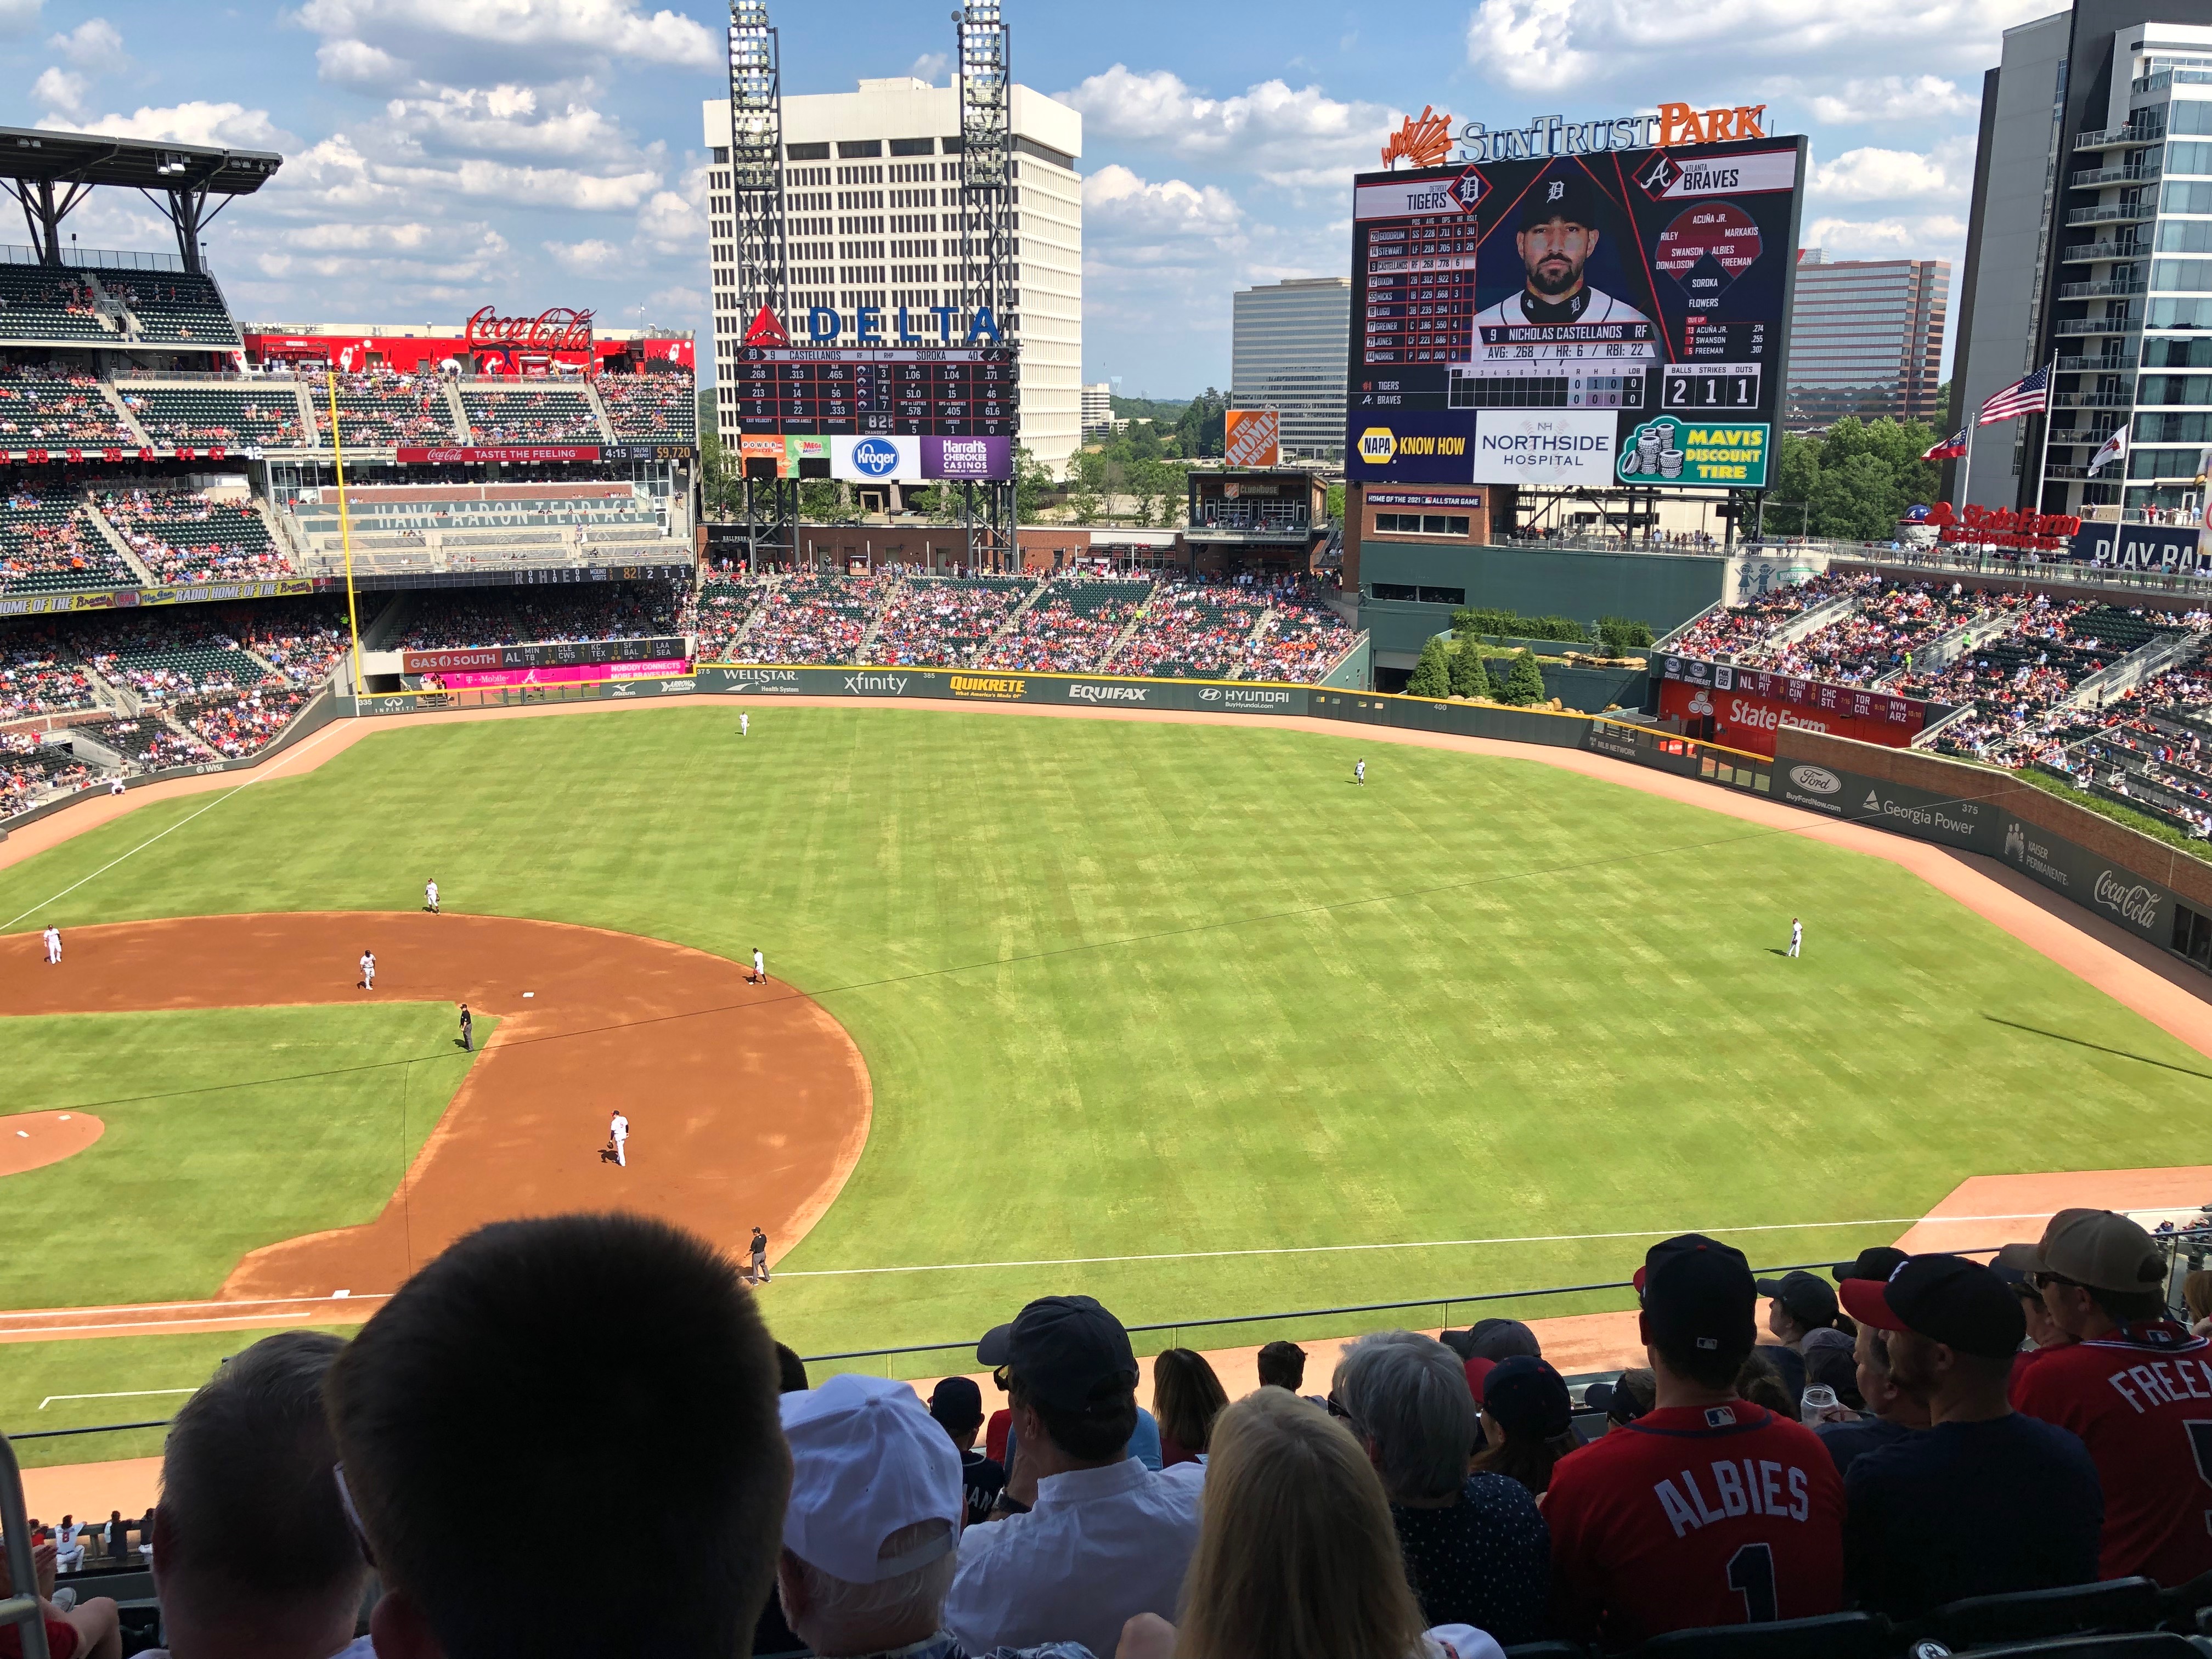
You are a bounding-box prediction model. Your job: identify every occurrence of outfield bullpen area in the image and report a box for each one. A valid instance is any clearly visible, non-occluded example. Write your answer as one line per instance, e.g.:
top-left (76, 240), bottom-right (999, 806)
top-left (5, 698), bottom-right (2212, 1482)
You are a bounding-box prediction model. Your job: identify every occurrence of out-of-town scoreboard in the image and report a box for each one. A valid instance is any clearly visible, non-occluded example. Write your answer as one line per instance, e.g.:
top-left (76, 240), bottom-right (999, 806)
top-left (729, 345), bottom-right (1018, 437)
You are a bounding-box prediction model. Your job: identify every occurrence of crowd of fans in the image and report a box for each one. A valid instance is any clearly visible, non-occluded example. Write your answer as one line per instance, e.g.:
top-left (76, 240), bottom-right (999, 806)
top-left (1109, 580), bottom-right (1274, 679)
top-left (1733, 579), bottom-right (1991, 685)
top-left (0, 727), bottom-right (92, 809)
top-left (739, 574), bottom-right (886, 664)
top-left (313, 373), bottom-right (459, 446)
top-left (0, 368), bottom-right (136, 446)
top-left (596, 366), bottom-right (697, 441)
top-left (867, 578), bottom-right (1033, 667)
top-left (0, 489), bottom-right (129, 591)
top-left (97, 489), bottom-right (291, 584)
top-left (74, 713), bottom-right (215, 769)
top-left (10, 1206), bottom-right (2204, 1659)
top-left (981, 577), bottom-right (1153, 673)
top-left (174, 685), bottom-right (315, 759)
top-left (0, 626), bottom-right (100, 720)
top-left (1235, 578), bottom-right (1358, 683)
top-left (120, 388), bottom-right (306, 449)
top-left (394, 583), bottom-right (686, 651)
top-left (460, 388), bottom-right (602, 444)
top-left (1667, 571), bottom-right (1876, 660)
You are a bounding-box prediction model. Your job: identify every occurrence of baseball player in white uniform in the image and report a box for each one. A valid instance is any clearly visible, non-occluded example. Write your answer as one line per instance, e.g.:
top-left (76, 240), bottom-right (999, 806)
top-left (751, 946), bottom-right (767, 985)
top-left (1354, 758), bottom-right (1366, 787)
top-left (42, 925), bottom-right (61, 966)
top-left (608, 1109), bottom-right (629, 1167)
top-left (740, 711), bottom-right (750, 737)
top-left (359, 949), bottom-right (376, 990)
top-left (425, 878), bottom-right (439, 914)
top-left (1474, 173), bottom-right (1652, 336)
top-left (1788, 917), bottom-right (1802, 958)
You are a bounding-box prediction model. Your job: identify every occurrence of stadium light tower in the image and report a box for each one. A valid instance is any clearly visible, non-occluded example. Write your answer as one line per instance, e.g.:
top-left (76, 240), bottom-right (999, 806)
top-left (727, 1), bottom-right (792, 566)
top-left (954, 2), bottom-right (1018, 566)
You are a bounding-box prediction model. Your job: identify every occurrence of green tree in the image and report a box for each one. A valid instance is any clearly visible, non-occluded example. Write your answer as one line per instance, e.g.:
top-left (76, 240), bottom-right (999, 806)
top-left (1014, 445), bottom-right (1054, 523)
top-left (1448, 640), bottom-right (1492, 698)
top-left (1597, 616), bottom-right (1655, 657)
top-left (1325, 482), bottom-right (1346, 521)
top-left (1502, 650), bottom-right (1547, 706)
top-left (696, 386), bottom-right (718, 442)
top-left (1406, 635), bottom-right (1452, 697)
top-left (698, 432), bottom-right (740, 520)
top-left (1809, 451), bottom-right (1903, 541)
top-left (1173, 388), bottom-right (1230, 458)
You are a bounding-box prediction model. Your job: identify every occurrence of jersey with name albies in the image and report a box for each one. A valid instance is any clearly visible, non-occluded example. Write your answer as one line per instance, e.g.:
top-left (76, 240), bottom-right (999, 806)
top-left (2011, 1322), bottom-right (2212, 1587)
top-left (1543, 1401), bottom-right (1846, 1645)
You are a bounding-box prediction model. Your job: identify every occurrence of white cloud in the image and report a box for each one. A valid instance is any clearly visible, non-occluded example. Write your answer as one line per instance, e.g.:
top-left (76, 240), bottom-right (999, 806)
top-left (294, 0), bottom-right (718, 82)
top-left (0, 0), bottom-right (41, 35)
top-left (636, 188), bottom-right (702, 253)
top-left (315, 37), bottom-right (404, 87)
top-left (46, 16), bottom-right (123, 69)
top-left (1808, 136), bottom-right (1976, 204)
top-left (1804, 75), bottom-right (1978, 123)
top-left (379, 83), bottom-right (634, 160)
top-left (909, 52), bottom-right (949, 85)
top-left (1059, 64), bottom-right (1395, 189)
top-left (1804, 213), bottom-right (1967, 257)
top-left (371, 156), bottom-right (660, 210)
top-left (1465, 0), bottom-right (2050, 93)
top-left (544, 236), bottom-right (625, 272)
top-left (49, 101), bottom-right (294, 150)
top-left (1083, 164), bottom-right (1243, 247)
top-left (32, 66), bottom-right (86, 116)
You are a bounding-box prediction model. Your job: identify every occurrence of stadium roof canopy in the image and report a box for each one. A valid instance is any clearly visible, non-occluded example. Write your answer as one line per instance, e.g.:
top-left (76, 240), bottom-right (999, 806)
top-left (1, 125), bottom-right (283, 273)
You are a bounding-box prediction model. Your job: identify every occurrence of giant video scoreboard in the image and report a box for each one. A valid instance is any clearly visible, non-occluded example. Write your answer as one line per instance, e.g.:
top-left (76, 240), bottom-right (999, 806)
top-left (1346, 134), bottom-right (1807, 493)
top-left (730, 346), bottom-right (1019, 437)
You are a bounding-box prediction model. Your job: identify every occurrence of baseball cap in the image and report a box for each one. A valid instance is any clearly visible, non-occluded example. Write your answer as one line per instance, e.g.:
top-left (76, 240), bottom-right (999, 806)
top-left (1476, 1355), bottom-right (1572, 1441)
top-left (927, 1375), bottom-right (983, 1429)
top-left (1755, 1269), bottom-right (1840, 1328)
top-left (1584, 1368), bottom-right (1655, 1425)
top-left (780, 1374), bottom-right (962, 1584)
top-left (1637, 1233), bottom-right (1757, 1357)
top-left (1519, 171), bottom-right (1603, 230)
top-left (1988, 1242), bottom-right (2043, 1288)
top-left (975, 1294), bottom-right (1138, 1412)
top-left (2036, 1208), bottom-right (2167, 1295)
top-left (1465, 1318), bottom-right (1542, 1362)
top-left (1462, 1356), bottom-right (1497, 1401)
top-left (1838, 1254), bottom-right (2025, 1359)
top-left (1832, 1246), bottom-right (1909, 1284)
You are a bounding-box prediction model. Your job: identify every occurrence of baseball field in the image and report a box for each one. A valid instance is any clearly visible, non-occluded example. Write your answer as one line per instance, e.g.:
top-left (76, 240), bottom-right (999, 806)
top-left (4, 701), bottom-right (2211, 1469)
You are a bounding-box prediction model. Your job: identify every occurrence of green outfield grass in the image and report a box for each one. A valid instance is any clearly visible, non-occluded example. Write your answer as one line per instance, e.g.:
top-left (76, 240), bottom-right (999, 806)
top-left (0, 1004), bottom-right (486, 1310)
top-left (3, 704), bottom-right (2210, 1433)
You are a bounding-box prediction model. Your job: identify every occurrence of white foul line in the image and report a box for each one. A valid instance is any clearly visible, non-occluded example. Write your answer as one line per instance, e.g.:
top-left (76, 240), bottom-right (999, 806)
top-left (38, 1387), bottom-right (196, 1409)
top-left (769, 1208), bottom-right (2146, 1279)
top-left (3, 716), bottom-right (354, 931)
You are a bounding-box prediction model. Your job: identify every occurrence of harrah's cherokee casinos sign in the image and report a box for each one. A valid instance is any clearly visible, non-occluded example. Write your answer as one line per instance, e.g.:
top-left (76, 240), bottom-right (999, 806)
top-left (464, 306), bottom-right (596, 354)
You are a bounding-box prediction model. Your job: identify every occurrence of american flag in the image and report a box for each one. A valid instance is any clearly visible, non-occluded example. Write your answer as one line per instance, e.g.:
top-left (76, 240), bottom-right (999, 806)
top-left (1921, 427), bottom-right (1968, 460)
top-left (1978, 364), bottom-right (2051, 425)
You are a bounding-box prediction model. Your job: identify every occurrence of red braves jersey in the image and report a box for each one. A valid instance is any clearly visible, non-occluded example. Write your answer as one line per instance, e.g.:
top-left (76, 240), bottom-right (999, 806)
top-left (2011, 1322), bottom-right (2212, 1585)
top-left (1544, 1401), bottom-right (1846, 1644)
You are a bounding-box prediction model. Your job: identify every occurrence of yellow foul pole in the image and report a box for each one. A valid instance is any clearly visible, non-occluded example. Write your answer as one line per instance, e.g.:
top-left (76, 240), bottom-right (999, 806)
top-left (325, 371), bottom-right (365, 698)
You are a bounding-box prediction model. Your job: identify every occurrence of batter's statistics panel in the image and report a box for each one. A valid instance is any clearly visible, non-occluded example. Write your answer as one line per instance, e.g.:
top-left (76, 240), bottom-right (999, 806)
top-left (1346, 136), bottom-right (1806, 492)
top-left (731, 346), bottom-right (1019, 437)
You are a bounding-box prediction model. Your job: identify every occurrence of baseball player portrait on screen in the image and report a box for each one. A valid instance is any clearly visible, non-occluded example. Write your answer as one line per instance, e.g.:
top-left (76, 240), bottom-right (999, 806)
top-left (1475, 171), bottom-right (1656, 363)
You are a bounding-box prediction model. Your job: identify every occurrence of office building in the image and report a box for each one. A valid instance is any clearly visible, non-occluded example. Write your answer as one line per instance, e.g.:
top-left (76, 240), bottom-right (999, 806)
top-left (1231, 276), bottom-right (1351, 461)
top-left (702, 76), bottom-right (1082, 471)
top-left (1954, 9), bottom-right (2212, 514)
top-left (1081, 380), bottom-right (1113, 436)
top-left (1782, 250), bottom-right (1950, 430)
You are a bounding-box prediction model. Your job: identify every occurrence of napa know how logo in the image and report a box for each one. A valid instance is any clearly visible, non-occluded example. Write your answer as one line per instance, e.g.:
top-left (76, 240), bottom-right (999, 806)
top-left (1359, 427), bottom-right (1397, 465)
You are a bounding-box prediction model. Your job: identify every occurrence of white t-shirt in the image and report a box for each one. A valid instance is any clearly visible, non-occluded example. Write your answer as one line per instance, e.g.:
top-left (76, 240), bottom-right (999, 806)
top-left (611, 1114), bottom-right (629, 1142)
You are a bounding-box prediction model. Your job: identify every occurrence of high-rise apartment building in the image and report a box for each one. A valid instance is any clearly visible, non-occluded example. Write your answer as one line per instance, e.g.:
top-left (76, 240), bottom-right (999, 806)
top-left (701, 77), bottom-right (1083, 471)
top-left (1231, 276), bottom-right (1351, 461)
top-left (1081, 380), bottom-right (1113, 436)
top-left (1781, 250), bottom-right (1950, 431)
top-left (1954, 9), bottom-right (2212, 514)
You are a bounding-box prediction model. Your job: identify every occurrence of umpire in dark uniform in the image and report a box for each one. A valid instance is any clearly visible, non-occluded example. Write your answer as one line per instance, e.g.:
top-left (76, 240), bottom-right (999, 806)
top-left (458, 1003), bottom-right (473, 1052)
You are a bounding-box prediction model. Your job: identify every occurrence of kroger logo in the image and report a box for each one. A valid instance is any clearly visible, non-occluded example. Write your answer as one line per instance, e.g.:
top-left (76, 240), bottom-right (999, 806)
top-left (1787, 765), bottom-right (1841, 797)
top-left (1069, 683), bottom-right (1149, 703)
top-left (2093, 870), bottom-right (2161, 928)
top-left (851, 438), bottom-right (900, 477)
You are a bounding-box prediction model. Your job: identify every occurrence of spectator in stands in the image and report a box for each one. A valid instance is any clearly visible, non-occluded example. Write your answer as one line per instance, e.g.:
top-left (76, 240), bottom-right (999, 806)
top-left (775, 1342), bottom-right (810, 1393)
top-left (0, 1529), bottom-right (120, 1659)
top-left (1581, 1369), bottom-right (1654, 1431)
top-left (928, 1376), bottom-right (1008, 1526)
top-left (945, 1295), bottom-right (1201, 1658)
top-left (1734, 1352), bottom-right (1798, 1416)
top-left (1813, 1309), bottom-right (1930, 1479)
top-left (1255, 1340), bottom-right (1306, 1392)
top-left (101, 1513), bottom-right (126, 1566)
top-left (324, 1214), bottom-right (789, 1659)
top-left (1837, 1254), bottom-right (2102, 1617)
top-left (1469, 1355), bottom-right (1575, 1496)
top-left (1544, 1234), bottom-right (1845, 1645)
top-left (776, 1373), bottom-right (1086, 1659)
top-left (1331, 1330), bottom-right (1549, 1644)
top-left (1152, 1348), bottom-right (1228, 1466)
top-left (1754, 1269), bottom-right (1858, 1406)
top-left (2013, 1208), bottom-right (2212, 1586)
top-left (1114, 1389), bottom-right (1466, 1659)
top-left (51, 1518), bottom-right (82, 1575)
top-left (2185, 1268), bottom-right (2212, 1338)
top-left (141, 1331), bottom-right (368, 1659)
top-left (1990, 1242), bottom-right (2072, 1365)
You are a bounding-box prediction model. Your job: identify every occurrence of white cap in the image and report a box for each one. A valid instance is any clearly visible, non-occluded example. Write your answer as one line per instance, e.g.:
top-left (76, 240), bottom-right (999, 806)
top-left (779, 1373), bottom-right (963, 1584)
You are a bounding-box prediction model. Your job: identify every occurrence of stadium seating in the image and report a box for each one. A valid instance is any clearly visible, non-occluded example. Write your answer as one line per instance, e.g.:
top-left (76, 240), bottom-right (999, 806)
top-left (0, 627), bottom-right (102, 720)
top-left (97, 489), bottom-right (290, 584)
top-left (0, 263), bottom-right (115, 343)
top-left (693, 576), bottom-right (775, 659)
top-left (285, 482), bottom-right (674, 574)
top-left (1670, 572), bottom-right (1877, 660)
top-left (0, 367), bottom-right (136, 446)
top-left (1244, 580), bottom-right (1360, 682)
top-left (70, 712), bottom-right (213, 769)
top-left (978, 576), bottom-right (1154, 673)
top-left (598, 368), bottom-right (697, 442)
top-left (738, 574), bottom-right (887, 664)
top-left (459, 385), bottom-right (604, 444)
top-left (0, 490), bottom-right (136, 595)
top-left (119, 383), bottom-right (308, 449)
top-left (0, 731), bottom-right (93, 809)
top-left (88, 268), bottom-right (242, 348)
top-left (174, 684), bottom-right (314, 758)
top-left (1726, 579), bottom-right (1989, 685)
top-left (1110, 580), bottom-right (1274, 679)
top-left (313, 374), bottom-right (463, 447)
top-left (394, 583), bottom-right (688, 651)
top-left (76, 614), bottom-right (275, 704)
top-left (867, 576), bottom-right (1036, 666)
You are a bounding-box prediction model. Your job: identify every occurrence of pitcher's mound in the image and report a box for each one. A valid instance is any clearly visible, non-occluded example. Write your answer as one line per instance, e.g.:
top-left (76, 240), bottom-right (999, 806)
top-left (0, 1111), bottom-right (105, 1177)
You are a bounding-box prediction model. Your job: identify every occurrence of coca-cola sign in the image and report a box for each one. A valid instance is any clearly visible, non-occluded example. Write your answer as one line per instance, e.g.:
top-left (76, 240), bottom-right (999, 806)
top-left (464, 305), bottom-right (596, 354)
top-left (2094, 870), bottom-right (2162, 929)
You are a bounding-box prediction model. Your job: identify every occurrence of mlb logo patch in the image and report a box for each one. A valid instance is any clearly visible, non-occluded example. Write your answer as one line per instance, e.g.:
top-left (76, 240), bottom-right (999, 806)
top-left (1703, 1405), bottom-right (1738, 1427)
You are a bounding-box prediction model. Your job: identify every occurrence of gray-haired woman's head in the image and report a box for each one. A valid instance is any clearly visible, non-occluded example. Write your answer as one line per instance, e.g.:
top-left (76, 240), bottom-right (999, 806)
top-left (1331, 1330), bottom-right (1475, 1503)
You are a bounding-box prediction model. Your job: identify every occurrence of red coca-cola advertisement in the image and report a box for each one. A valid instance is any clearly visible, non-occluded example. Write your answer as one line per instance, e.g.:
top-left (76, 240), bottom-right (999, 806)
top-left (1656, 675), bottom-right (1928, 757)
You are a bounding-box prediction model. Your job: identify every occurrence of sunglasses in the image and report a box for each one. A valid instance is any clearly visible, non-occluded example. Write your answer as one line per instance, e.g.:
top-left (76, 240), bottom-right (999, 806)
top-left (331, 1463), bottom-right (377, 1569)
top-left (2030, 1271), bottom-right (2081, 1291)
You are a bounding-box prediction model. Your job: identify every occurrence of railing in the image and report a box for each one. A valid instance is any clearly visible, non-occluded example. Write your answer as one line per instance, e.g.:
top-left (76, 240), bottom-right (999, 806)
top-left (2058, 350), bottom-right (2140, 370)
top-left (2064, 202), bottom-right (2155, 225)
top-left (2051, 388), bottom-right (2136, 406)
top-left (2075, 122), bottom-right (2164, 149)
top-left (2056, 315), bottom-right (2141, 334)
top-left (2059, 277), bottom-right (2148, 298)
top-left (0, 243), bottom-right (195, 273)
top-left (2061, 239), bottom-right (2149, 262)
top-left (2072, 161), bottom-right (2160, 188)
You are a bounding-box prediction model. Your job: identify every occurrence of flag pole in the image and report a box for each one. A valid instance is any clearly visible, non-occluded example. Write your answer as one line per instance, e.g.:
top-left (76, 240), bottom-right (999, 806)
top-left (2033, 350), bottom-right (2058, 515)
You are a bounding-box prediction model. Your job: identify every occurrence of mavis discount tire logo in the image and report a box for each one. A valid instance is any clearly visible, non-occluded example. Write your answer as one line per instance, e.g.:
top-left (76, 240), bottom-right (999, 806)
top-left (1068, 683), bottom-right (1148, 704)
top-left (950, 674), bottom-right (1028, 699)
top-left (2093, 870), bottom-right (2161, 928)
top-left (1787, 765), bottom-right (1841, 796)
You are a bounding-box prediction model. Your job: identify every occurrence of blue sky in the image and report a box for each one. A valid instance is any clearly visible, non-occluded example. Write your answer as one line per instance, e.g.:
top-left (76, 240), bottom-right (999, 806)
top-left (4, 0), bottom-right (2044, 397)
